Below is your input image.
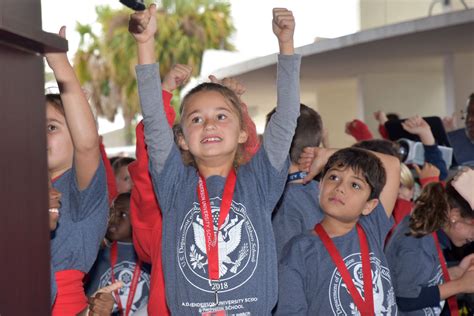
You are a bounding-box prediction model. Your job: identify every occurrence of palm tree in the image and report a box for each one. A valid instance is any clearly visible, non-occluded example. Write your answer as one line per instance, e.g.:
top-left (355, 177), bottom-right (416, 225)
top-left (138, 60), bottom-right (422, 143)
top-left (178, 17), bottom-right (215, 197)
top-left (74, 0), bottom-right (235, 144)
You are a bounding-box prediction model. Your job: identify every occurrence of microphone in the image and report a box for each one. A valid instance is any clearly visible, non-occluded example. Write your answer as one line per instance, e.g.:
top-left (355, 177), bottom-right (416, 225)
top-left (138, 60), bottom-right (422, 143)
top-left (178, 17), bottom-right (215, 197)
top-left (119, 0), bottom-right (145, 11)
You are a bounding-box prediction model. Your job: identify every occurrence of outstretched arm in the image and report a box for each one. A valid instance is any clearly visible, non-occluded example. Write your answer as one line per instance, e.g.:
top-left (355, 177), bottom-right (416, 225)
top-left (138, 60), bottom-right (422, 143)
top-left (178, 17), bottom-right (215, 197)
top-left (129, 64), bottom-right (191, 261)
top-left (46, 26), bottom-right (100, 190)
top-left (402, 115), bottom-right (448, 180)
top-left (130, 4), bottom-right (175, 175)
top-left (263, 8), bottom-right (301, 171)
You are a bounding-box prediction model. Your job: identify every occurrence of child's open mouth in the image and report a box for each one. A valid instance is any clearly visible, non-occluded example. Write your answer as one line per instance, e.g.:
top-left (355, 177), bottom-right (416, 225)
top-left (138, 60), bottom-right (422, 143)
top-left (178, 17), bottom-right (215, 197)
top-left (49, 208), bottom-right (59, 215)
top-left (201, 137), bottom-right (222, 144)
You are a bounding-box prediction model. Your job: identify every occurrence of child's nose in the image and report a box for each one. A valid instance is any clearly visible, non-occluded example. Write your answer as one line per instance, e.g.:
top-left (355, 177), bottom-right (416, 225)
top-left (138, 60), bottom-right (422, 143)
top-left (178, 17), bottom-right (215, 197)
top-left (204, 119), bottom-right (216, 130)
top-left (335, 183), bottom-right (345, 193)
top-left (108, 212), bottom-right (119, 225)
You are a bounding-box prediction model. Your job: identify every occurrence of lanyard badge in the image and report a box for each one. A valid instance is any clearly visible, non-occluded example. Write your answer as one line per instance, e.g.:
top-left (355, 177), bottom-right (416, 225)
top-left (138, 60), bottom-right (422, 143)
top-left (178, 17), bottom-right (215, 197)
top-left (197, 169), bottom-right (237, 311)
top-left (315, 223), bottom-right (374, 316)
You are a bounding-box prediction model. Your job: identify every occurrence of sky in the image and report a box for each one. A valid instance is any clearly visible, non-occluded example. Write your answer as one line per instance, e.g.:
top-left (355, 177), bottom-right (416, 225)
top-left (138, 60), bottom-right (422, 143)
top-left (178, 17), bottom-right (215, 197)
top-left (41, 0), bottom-right (359, 61)
top-left (41, 0), bottom-right (359, 135)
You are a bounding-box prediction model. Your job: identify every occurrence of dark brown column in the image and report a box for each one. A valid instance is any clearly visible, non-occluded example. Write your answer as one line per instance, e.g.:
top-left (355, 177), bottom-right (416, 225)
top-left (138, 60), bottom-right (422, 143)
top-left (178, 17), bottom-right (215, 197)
top-left (0, 0), bottom-right (67, 314)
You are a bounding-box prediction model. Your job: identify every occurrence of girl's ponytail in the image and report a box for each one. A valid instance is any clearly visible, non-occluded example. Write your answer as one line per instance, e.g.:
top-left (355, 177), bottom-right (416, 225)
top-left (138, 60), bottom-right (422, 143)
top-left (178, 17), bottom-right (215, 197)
top-left (408, 182), bottom-right (448, 237)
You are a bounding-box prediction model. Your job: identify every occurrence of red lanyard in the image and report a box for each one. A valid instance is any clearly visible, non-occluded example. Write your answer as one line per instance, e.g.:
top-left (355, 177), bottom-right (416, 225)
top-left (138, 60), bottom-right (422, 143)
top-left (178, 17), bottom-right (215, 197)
top-left (197, 169), bottom-right (237, 281)
top-left (315, 223), bottom-right (374, 316)
top-left (432, 231), bottom-right (459, 316)
top-left (110, 241), bottom-right (142, 316)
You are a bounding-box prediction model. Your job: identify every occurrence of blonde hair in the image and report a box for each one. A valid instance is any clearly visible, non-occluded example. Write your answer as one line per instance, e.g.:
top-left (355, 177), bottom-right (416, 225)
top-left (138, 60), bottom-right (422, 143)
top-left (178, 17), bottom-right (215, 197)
top-left (400, 163), bottom-right (414, 189)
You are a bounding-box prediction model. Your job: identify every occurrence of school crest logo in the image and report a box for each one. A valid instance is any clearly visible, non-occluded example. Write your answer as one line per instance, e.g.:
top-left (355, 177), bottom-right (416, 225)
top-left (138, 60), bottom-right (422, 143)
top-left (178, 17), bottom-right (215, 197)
top-left (178, 197), bottom-right (259, 293)
top-left (99, 261), bottom-right (150, 313)
top-left (328, 253), bottom-right (397, 315)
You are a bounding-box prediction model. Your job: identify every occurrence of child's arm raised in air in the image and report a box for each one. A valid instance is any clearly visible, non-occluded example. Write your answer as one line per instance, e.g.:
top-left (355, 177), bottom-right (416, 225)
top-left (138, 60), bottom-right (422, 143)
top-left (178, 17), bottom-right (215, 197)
top-left (264, 8), bottom-right (301, 171)
top-left (373, 151), bottom-right (400, 217)
top-left (129, 4), bottom-right (192, 175)
top-left (300, 146), bottom-right (400, 217)
top-left (129, 64), bottom-right (192, 262)
top-left (402, 115), bottom-right (448, 180)
top-left (45, 27), bottom-right (100, 190)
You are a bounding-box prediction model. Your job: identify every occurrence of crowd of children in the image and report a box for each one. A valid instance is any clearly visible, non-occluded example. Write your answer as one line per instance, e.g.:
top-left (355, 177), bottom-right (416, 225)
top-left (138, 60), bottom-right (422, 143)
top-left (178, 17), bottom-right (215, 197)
top-left (42, 4), bottom-right (474, 315)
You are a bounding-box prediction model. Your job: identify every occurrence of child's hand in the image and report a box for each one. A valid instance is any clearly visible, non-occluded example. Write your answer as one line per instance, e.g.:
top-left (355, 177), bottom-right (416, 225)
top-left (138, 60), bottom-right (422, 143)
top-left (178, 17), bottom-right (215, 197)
top-left (49, 186), bottom-right (62, 210)
top-left (457, 269), bottom-right (474, 293)
top-left (45, 26), bottom-right (69, 70)
top-left (209, 75), bottom-right (246, 97)
top-left (401, 115), bottom-right (435, 145)
top-left (162, 64), bottom-right (193, 92)
top-left (272, 8), bottom-right (295, 54)
top-left (373, 111), bottom-right (388, 125)
top-left (87, 281), bottom-right (123, 316)
top-left (459, 253), bottom-right (474, 274)
top-left (442, 114), bottom-right (457, 132)
top-left (452, 167), bottom-right (474, 209)
top-left (129, 4), bottom-right (157, 44)
top-left (298, 147), bottom-right (336, 183)
top-left (413, 163), bottom-right (440, 181)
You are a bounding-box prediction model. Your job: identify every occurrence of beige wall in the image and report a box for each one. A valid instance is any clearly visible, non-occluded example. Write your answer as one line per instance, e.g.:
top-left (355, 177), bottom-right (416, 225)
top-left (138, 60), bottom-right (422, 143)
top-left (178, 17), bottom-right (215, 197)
top-left (360, 0), bottom-right (474, 30)
top-left (359, 70), bottom-right (446, 134)
top-left (452, 52), bottom-right (474, 127)
top-left (314, 79), bottom-right (360, 148)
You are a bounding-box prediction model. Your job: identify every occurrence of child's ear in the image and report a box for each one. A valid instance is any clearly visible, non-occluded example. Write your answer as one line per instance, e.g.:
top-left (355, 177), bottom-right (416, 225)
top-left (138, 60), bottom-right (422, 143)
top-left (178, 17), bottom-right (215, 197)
top-left (178, 135), bottom-right (189, 151)
top-left (238, 130), bottom-right (248, 144)
top-left (448, 207), bottom-right (461, 223)
top-left (361, 198), bottom-right (379, 216)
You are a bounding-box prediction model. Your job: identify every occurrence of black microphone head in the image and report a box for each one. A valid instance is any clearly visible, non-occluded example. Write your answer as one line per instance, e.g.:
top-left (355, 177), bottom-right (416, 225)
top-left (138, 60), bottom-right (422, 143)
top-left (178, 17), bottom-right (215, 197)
top-left (119, 0), bottom-right (146, 11)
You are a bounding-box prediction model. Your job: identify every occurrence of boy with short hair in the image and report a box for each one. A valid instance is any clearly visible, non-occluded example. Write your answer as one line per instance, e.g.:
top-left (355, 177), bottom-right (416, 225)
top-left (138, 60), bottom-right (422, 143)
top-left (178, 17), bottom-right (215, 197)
top-left (269, 103), bottom-right (324, 259)
top-left (275, 147), bottom-right (400, 315)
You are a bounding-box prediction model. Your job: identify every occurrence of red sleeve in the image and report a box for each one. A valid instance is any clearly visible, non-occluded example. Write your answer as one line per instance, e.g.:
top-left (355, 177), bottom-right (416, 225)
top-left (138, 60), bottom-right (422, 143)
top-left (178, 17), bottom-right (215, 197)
top-left (241, 102), bottom-right (260, 163)
top-left (347, 119), bottom-right (374, 141)
top-left (128, 90), bottom-right (174, 262)
top-left (100, 140), bottom-right (118, 204)
top-left (392, 198), bottom-right (413, 225)
top-left (385, 198), bottom-right (414, 244)
top-left (419, 176), bottom-right (440, 188)
top-left (162, 90), bottom-right (176, 125)
top-left (378, 124), bottom-right (389, 140)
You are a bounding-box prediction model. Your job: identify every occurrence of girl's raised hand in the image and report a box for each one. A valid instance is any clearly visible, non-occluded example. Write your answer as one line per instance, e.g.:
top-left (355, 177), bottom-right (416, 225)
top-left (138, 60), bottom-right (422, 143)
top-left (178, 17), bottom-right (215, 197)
top-left (209, 75), bottom-right (246, 97)
top-left (272, 8), bottom-right (295, 54)
top-left (401, 115), bottom-right (435, 145)
top-left (162, 64), bottom-right (193, 92)
top-left (45, 26), bottom-right (69, 70)
top-left (129, 3), bottom-right (157, 43)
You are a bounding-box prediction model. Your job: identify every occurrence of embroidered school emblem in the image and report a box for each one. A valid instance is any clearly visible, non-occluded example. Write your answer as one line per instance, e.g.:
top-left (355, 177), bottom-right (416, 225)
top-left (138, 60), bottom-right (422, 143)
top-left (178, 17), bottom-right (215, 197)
top-left (178, 197), bottom-right (259, 293)
top-left (328, 253), bottom-right (397, 315)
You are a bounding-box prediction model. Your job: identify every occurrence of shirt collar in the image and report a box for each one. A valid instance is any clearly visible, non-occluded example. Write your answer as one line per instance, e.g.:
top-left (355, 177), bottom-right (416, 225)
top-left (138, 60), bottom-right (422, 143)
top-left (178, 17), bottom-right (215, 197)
top-left (436, 229), bottom-right (452, 250)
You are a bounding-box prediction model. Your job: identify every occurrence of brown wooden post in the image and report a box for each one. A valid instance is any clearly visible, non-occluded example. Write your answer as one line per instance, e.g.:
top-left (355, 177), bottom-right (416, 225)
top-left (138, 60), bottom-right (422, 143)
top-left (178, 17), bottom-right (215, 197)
top-left (0, 0), bottom-right (67, 314)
